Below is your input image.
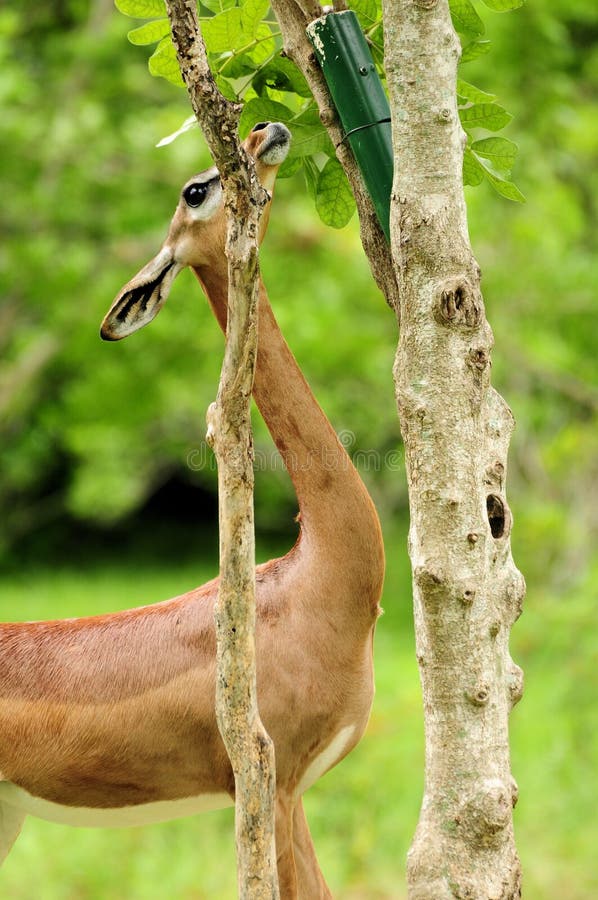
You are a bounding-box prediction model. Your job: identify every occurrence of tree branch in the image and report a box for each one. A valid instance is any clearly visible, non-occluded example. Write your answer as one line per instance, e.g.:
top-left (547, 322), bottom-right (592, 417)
top-left (382, 0), bottom-right (524, 896)
top-left (165, 3), bottom-right (279, 896)
top-left (270, 0), bottom-right (400, 312)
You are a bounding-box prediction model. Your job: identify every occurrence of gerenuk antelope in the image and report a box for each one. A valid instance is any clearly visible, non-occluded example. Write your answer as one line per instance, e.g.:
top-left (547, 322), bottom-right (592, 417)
top-left (0, 122), bottom-right (385, 898)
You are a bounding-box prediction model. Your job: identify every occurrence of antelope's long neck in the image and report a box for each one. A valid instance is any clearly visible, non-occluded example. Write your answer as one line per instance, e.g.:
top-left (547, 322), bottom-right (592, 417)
top-left (194, 263), bottom-right (382, 558)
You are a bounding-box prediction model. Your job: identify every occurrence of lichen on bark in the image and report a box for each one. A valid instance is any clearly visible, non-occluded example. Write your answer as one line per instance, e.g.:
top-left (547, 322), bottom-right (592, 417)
top-left (165, 0), bottom-right (525, 893)
top-left (381, 0), bottom-right (524, 896)
top-left (165, 2), bottom-right (279, 896)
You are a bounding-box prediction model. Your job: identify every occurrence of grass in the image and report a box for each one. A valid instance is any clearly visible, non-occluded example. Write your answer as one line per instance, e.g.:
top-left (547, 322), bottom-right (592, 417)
top-left (0, 534), bottom-right (596, 898)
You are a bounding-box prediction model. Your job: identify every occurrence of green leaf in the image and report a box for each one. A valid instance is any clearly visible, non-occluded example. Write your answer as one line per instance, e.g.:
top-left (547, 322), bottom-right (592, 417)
top-left (201, 0), bottom-right (236, 12)
top-left (293, 105), bottom-right (321, 127)
top-left (115, 0), bottom-right (166, 18)
top-left (127, 18), bottom-right (170, 45)
top-left (481, 166), bottom-right (526, 202)
top-left (277, 155), bottom-right (302, 179)
top-left (148, 36), bottom-right (185, 86)
top-left (253, 57), bottom-right (311, 99)
top-left (449, 0), bottom-right (485, 37)
top-left (245, 22), bottom-right (276, 65)
top-left (239, 98), bottom-right (333, 158)
top-left (460, 102), bottom-right (512, 131)
top-left (289, 123), bottom-right (333, 158)
top-left (201, 8), bottom-right (242, 53)
top-left (466, 147), bottom-right (525, 202)
top-left (472, 136), bottom-right (518, 174)
top-left (215, 74), bottom-right (238, 101)
top-left (290, 105), bottom-right (335, 156)
top-left (219, 53), bottom-right (255, 78)
top-left (369, 29), bottom-right (386, 71)
top-left (239, 97), bottom-right (294, 138)
top-left (457, 79), bottom-right (496, 104)
top-left (480, 0), bottom-right (523, 10)
top-left (463, 145), bottom-right (485, 186)
top-left (303, 157), bottom-right (320, 200)
top-left (350, 0), bottom-right (379, 29)
top-left (460, 39), bottom-right (492, 63)
top-left (315, 158), bottom-right (356, 228)
top-left (240, 0), bottom-right (269, 38)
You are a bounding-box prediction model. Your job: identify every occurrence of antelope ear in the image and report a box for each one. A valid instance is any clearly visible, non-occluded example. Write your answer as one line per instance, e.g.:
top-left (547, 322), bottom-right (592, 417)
top-left (100, 247), bottom-right (182, 341)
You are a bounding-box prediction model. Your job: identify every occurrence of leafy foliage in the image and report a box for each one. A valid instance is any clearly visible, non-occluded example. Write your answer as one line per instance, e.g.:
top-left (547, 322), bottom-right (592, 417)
top-left (115, 0), bottom-right (524, 222)
top-left (2, 0), bottom-right (593, 563)
top-left (451, 0), bottom-right (525, 200)
top-left (117, 0), bottom-right (356, 221)
top-left (2, 5), bottom-right (598, 894)
top-left (315, 158), bottom-right (356, 228)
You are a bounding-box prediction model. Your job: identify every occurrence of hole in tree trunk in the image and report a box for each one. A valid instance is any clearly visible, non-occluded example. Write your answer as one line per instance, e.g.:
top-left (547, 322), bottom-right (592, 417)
top-left (486, 494), bottom-right (506, 539)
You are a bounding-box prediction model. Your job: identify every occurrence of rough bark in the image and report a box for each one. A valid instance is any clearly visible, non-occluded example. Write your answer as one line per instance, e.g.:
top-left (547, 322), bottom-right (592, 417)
top-left (165, 3), bottom-right (279, 897)
top-left (382, 1), bottom-right (525, 897)
top-left (166, 0), bottom-right (524, 893)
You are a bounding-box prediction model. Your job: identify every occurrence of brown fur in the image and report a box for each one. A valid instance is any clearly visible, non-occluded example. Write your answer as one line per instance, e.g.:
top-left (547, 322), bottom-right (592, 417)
top-left (0, 124), bottom-right (385, 898)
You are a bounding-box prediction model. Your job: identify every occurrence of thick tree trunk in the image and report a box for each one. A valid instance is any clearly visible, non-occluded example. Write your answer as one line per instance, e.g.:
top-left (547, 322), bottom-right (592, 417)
top-left (166, 3), bottom-right (279, 896)
top-left (382, 1), bottom-right (524, 897)
top-left (167, 0), bottom-right (524, 893)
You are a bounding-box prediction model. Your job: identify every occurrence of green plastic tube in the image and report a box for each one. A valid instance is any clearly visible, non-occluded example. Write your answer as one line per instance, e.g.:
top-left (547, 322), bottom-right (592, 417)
top-left (307, 10), bottom-right (393, 240)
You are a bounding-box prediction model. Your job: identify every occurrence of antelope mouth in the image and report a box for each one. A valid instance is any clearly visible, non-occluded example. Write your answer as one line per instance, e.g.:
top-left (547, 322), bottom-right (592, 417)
top-left (256, 122), bottom-right (291, 167)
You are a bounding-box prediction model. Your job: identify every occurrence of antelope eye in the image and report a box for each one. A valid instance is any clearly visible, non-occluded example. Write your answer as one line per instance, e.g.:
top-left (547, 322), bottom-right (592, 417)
top-left (183, 182), bottom-right (208, 207)
top-left (252, 122), bottom-right (269, 132)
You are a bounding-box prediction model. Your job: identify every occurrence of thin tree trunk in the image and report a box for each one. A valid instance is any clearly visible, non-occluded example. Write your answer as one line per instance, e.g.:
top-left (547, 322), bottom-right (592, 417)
top-left (165, 3), bottom-right (279, 896)
top-left (382, 1), bottom-right (525, 896)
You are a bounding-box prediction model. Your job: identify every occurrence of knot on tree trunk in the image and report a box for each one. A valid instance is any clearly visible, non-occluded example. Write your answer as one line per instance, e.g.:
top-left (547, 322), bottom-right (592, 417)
top-left (458, 584), bottom-right (477, 606)
top-left (507, 661), bottom-right (524, 708)
top-left (414, 0), bottom-right (440, 10)
top-left (414, 564), bottom-right (446, 598)
top-left (465, 679), bottom-right (491, 707)
top-left (503, 570), bottom-right (526, 623)
top-left (206, 401), bottom-right (220, 449)
top-left (509, 776), bottom-right (519, 808)
top-left (484, 460), bottom-right (505, 489)
top-left (467, 346), bottom-right (491, 374)
top-left (435, 276), bottom-right (483, 329)
top-left (457, 778), bottom-right (512, 847)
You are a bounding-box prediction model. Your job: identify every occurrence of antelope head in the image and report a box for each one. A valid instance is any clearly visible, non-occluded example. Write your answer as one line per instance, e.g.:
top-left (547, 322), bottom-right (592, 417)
top-left (100, 121), bottom-right (291, 341)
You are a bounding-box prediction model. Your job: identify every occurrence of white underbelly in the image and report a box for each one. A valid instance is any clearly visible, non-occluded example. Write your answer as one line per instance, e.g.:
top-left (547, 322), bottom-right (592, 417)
top-left (0, 724), bottom-right (357, 828)
top-left (0, 781), bottom-right (233, 828)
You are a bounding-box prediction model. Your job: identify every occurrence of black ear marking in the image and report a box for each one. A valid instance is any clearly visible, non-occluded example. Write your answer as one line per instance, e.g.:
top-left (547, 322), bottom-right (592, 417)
top-left (115, 262), bottom-right (175, 323)
top-left (101, 251), bottom-right (180, 341)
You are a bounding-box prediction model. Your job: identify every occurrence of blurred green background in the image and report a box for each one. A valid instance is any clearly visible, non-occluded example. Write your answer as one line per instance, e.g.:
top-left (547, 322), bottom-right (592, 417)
top-left (1, 1), bottom-right (597, 897)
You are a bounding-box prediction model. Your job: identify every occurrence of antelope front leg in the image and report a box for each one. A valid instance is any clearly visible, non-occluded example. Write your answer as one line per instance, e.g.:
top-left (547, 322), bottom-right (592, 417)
top-left (275, 794), bottom-right (299, 898)
top-left (292, 799), bottom-right (332, 900)
top-left (274, 794), bottom-right (332, 899)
